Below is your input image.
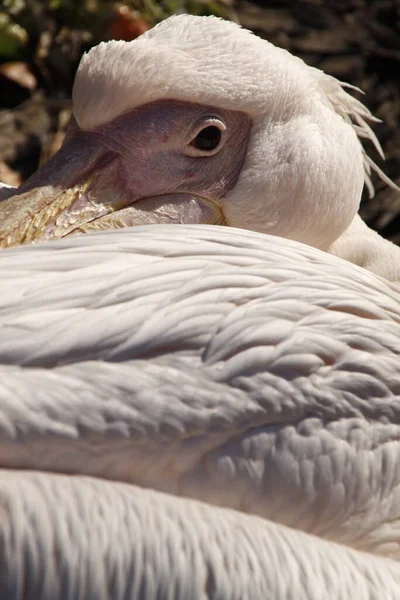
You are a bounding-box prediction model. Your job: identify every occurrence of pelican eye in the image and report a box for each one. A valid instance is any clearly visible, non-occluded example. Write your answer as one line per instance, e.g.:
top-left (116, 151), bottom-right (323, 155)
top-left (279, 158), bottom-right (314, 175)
top-left (191, 126), bottom-right (222, 151)
top-left (185, 118), bottom-right (226, 157)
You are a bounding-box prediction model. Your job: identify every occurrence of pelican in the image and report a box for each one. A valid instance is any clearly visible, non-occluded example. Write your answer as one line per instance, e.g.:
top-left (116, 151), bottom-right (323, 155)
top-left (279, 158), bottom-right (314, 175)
top-left (2, 224), bottom-right (400, 598)
top-left (1, 14), bottom-right (400, 599)
top-left (0, 14), bottom-right (399, 280)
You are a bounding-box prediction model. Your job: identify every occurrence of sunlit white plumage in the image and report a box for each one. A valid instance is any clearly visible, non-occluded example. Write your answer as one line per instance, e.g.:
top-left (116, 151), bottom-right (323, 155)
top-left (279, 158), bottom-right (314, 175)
top-left (2, 12), bottom-right (400, 598)
top-left (1, 225), bottom-right (400, 597)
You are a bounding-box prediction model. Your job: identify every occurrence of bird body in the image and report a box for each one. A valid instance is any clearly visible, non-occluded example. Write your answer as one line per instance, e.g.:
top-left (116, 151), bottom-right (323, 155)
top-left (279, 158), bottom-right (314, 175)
top-left (1, 13), bottom-right (400, 598)
top-left (2, 225), bottom-right (400, 572)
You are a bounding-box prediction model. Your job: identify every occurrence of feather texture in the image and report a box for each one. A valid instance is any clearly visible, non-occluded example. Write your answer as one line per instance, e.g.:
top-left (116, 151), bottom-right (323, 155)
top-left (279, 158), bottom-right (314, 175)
top-left (2, 470), bottom-right (400, 600)
top-left (1, 225), bottom-right (400, 559)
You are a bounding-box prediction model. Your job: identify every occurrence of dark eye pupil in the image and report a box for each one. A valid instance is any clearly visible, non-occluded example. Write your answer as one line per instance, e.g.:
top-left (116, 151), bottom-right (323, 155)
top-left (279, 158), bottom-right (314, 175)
top-left (192, 126), bottom-right (221, 151)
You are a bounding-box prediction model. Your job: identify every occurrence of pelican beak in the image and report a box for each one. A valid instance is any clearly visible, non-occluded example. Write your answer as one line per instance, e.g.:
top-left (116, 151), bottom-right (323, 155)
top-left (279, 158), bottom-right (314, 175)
top-left (0, 131), bottom-right (225, 248)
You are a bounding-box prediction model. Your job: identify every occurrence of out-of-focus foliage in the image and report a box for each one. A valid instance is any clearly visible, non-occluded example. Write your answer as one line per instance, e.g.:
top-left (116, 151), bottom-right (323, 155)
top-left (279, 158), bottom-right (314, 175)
top-left (0, 11), bottom-right (27, 58)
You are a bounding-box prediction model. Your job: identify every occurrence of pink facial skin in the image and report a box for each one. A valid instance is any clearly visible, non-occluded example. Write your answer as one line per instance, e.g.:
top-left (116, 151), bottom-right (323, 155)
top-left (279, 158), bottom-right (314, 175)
top-left (0, 101), bottom-right (251, 246)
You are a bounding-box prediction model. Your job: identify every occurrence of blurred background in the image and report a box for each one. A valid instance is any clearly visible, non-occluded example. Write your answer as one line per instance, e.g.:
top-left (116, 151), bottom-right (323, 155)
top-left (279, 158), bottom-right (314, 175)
top-left (0, 0), bottom-right (399, 240)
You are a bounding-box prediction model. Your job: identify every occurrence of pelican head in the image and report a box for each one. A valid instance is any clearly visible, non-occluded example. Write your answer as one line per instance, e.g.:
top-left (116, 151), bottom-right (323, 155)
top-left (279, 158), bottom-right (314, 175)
top-left (0, 14), bottom-right (390, 251)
